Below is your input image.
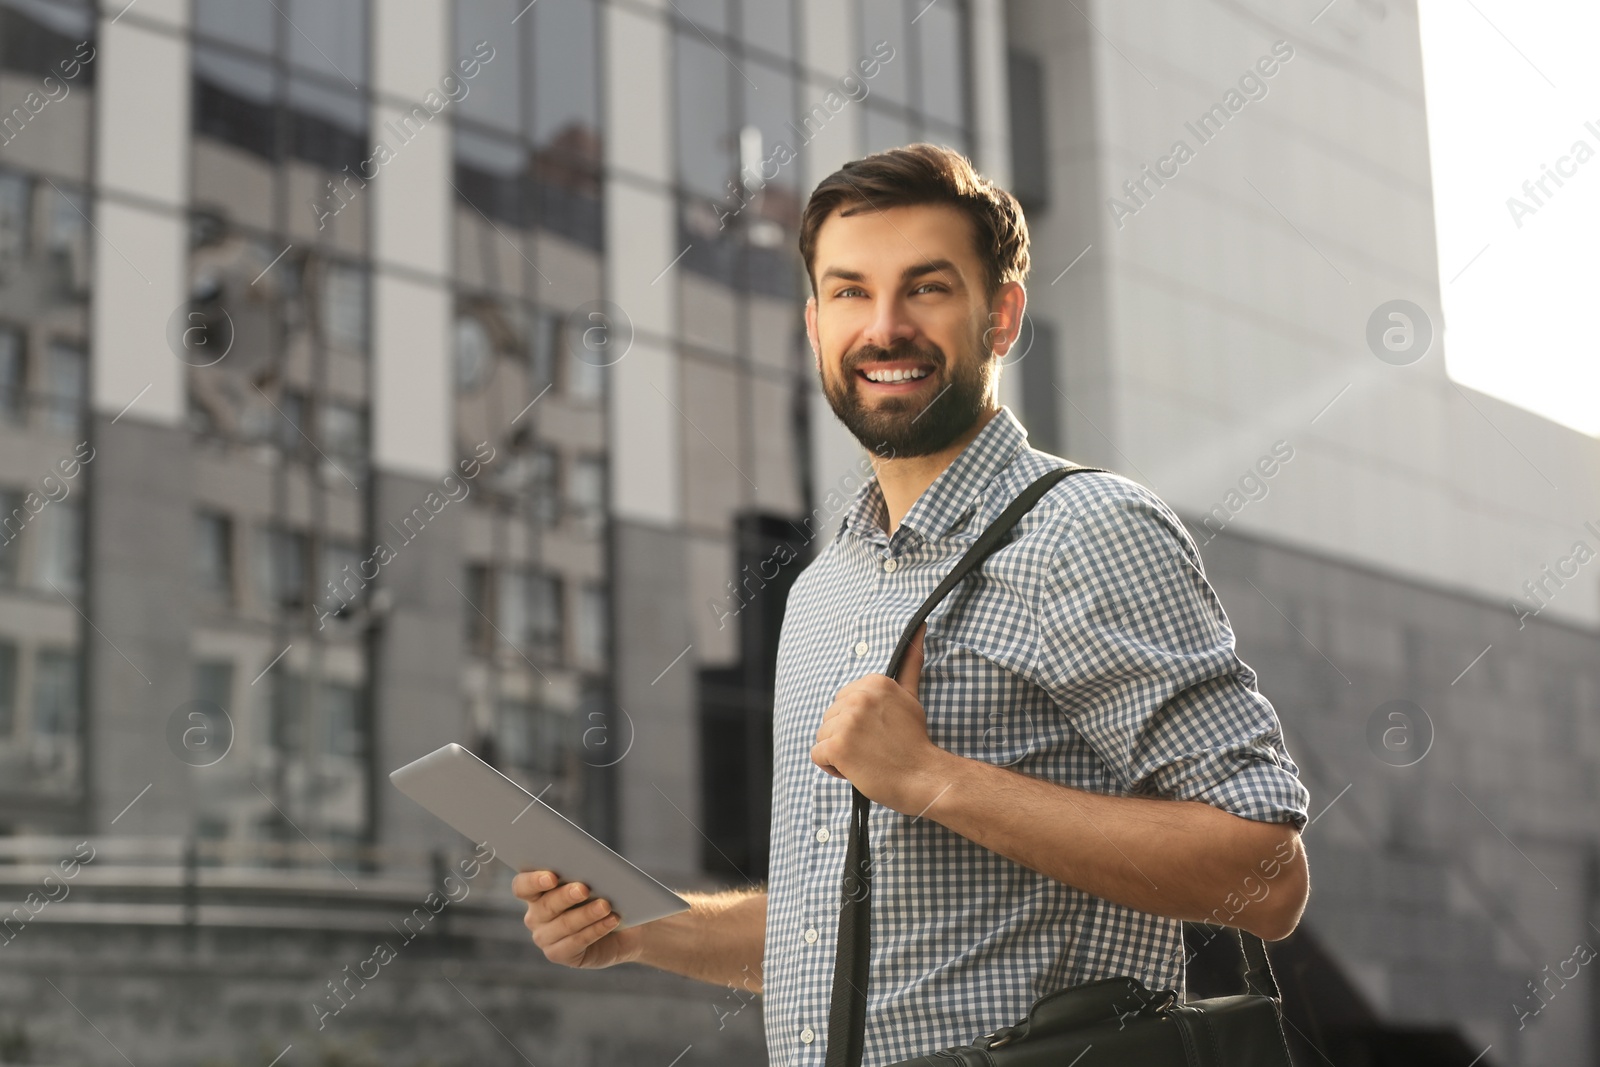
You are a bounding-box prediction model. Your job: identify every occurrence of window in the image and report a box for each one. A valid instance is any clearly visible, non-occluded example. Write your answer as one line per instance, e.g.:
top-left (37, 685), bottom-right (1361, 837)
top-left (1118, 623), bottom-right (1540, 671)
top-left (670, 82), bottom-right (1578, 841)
top-left (575, 581), bottom-right (607, 666)
top-left (44, 340), bottom-right (85, 433)
top-left (568, 453), bottom-right (605, 532)
top-left (0, 489), bottom-right (21, 586)
top-left (496, 568), bottom-right (562, 657)
top-left (1007, 47), bottom-right (1049, 213)
top-left (254, 526), bottom-right (309, 609)
top-left (32, 648), bottom-right (80, 737)
top-left (322, 680), bottom-right (363, 757)
top-left (195, 659), bottom-right (233, 711)
top-left (322, 263), bottom-right (368, 351)
top-left (266, 671), bottom-right (305, 751)
top-left (34, 501), bottom-right (81, 594)
top-left (0, 172), bottom-right (30, 276)
top-left (0, 640), bottom-right (16, 736)
top-left (463, 562), bottom-right (492, 651)
top-left (319, 539), bottom-right (365, 614)
top-left (195, 511), bottom-right (233, 600)
top-left (497, 698), bottom-right (567, 776)
top-left (0, 324), bottom-right (23, 423)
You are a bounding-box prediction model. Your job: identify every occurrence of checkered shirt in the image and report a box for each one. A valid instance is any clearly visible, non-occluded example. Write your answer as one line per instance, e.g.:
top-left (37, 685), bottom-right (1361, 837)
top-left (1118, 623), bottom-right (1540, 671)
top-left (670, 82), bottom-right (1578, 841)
top-left (761, 405), bottom-right (1310, 1066)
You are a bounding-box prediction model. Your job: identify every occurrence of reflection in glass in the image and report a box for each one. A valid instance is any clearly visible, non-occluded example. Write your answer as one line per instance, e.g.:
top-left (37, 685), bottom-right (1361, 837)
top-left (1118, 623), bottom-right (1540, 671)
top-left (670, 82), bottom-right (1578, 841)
top-left (917, 0), bottom-right (966, 127)
top-left (861, 0), bottom-right (909, 107)
top-left (676, 32), bottom-right (735, 202)
top-left (194, 0), bottom-right (275, 54)
top-left (739, 0), bottom-right (793, 59)
top-left (285, 0), bottom-right (367, 86)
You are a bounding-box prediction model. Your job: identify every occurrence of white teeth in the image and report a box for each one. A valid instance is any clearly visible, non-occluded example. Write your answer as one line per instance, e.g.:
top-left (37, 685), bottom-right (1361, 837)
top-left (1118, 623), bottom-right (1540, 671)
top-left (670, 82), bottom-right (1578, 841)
top-left (863, 367), bottom-right (930, 382)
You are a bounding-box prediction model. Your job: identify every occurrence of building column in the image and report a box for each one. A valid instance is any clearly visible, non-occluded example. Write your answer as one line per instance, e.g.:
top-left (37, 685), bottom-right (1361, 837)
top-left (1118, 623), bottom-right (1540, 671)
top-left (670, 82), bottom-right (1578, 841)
top-left (602, 0), bottom-right (704, 879)
top-left (366, 0), bottom-right (466, 853)
top-left (85, 0), bottom-right (195, 834)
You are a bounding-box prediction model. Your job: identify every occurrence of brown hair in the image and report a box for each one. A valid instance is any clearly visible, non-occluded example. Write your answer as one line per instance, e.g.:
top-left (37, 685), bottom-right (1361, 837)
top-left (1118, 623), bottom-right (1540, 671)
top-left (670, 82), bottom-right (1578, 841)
top-left (798, 142), bottom-right (1029, 304)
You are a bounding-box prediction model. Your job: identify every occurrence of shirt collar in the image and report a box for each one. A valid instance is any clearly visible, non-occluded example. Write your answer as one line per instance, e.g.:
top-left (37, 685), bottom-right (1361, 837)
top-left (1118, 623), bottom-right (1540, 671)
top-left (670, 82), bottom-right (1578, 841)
top-left (838, 405), bottom-right (1030, 545)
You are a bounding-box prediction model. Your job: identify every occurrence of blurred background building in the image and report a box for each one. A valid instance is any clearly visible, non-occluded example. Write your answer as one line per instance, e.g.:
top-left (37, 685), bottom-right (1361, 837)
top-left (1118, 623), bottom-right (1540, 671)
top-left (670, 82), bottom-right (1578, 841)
top-left (0, 0), bottom-right (1595, 1064)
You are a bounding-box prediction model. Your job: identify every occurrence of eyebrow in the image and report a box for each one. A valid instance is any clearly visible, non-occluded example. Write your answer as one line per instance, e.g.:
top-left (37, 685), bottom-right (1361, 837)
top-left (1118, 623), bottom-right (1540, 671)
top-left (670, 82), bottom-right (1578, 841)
top-left (819, 258), bottom-right (963, 288)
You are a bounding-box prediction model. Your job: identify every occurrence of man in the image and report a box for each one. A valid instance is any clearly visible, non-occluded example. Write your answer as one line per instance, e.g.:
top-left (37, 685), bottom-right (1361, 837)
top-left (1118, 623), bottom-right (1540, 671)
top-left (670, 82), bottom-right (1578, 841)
top-left (514, 143), bottom-right (1312, 1065)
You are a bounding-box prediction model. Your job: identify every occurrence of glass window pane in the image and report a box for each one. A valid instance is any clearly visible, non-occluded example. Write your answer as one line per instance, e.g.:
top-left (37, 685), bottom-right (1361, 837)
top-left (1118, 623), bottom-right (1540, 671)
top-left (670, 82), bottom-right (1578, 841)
top-left (194, 48), bottom-right (280, 163)
top-left (33, 648), bottom-right (80, 736)
top-left (674, 0), bottom-right (728, 35)
top-left (530, 0), bottom-right (600, 163)
top-left (0, 490), bottom-right (20, 586)
top-left (0, 172), bottom-right (31, 272)
top-left (287, 77), bottom-right (367, 174)
top-left (740, 0), bottom-right (793, 58)
top-left (322, 681), bottom-right (363, 757)
top-left (195, 511), bottom-right (233, 596)
top-left (0, 640), bottom-right (16, 735)
top-left (267, 671), bottom-right (305, 750)
top-left (35, 501), bottom-right (81, 594)
top-left (455, 0), bottom-right (522, 132)
top-left (194, 0), bottom-right (275, 53)
top-left (576, 581), bottom-right (606, 664)
top-left (0, 2), bottom-right (95, 82)
top-left (44, 341), bottom-right (84, 432)
top-left (740, 59), bottom-right (801, 235)
top-left (285, 0), bottom-right (367, 86)
top-left (923, 120), bottom-right (969, 159)
top-left (0, 324), bottom-right (24, 424)
top-left (863, 105), bottom-right (910, 155)
top-left (195, 660), bottom-right (233, 710)
top-left (464, 563), bottom-right (491, 649)
top-left (455, 128), bottom-right (527, 228)
top-left (916, 0), bottom-right (964, 126)
top-left (861, 0), bottom-right (909, 107)
top-left (676, 32), bottom-right (734, 201)
top-left (321, 262), bottom-right (368, 350)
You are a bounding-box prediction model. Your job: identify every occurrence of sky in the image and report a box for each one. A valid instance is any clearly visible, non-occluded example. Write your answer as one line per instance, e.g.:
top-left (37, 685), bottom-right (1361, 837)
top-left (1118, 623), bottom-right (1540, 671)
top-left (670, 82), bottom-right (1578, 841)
top-left (1417, 0), bottom-right (1600, 437)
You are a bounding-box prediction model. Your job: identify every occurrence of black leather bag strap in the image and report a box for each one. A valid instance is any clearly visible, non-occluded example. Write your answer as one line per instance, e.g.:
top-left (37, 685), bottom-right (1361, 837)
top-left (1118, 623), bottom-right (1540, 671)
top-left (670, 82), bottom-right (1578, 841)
top-left (824, 464), bottom-right (1104, 1067)
top-left (1236, 926), bottom-right (1282, 1000)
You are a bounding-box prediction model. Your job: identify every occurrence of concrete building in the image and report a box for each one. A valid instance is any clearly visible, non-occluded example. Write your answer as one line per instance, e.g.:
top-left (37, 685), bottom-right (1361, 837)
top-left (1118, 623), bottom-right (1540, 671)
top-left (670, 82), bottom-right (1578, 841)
top-left (0, 0), bottom-right (1594, 1064)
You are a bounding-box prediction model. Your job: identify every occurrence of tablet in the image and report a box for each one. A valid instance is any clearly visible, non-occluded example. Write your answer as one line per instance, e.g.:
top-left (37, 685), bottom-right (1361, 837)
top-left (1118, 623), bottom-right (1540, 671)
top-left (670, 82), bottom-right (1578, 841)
top-left (390, 743), bottom-right (691, 929)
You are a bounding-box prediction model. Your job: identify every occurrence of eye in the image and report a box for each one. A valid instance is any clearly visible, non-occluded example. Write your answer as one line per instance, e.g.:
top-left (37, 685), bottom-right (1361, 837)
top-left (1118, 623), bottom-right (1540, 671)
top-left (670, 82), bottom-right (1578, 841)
top-left (833, 286), bottom-right (865, 298)
top-left (912, 282), bottom-right (946, 295)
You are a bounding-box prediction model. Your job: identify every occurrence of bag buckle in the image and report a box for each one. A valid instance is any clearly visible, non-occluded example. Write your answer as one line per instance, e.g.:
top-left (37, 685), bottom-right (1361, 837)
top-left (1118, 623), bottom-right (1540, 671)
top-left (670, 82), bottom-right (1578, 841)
top-left (980, 1025), bottom-right (1017, 1050)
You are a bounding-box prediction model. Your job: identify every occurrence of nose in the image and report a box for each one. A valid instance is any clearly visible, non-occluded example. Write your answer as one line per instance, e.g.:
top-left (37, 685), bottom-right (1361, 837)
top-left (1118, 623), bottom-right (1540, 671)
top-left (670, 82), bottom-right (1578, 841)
top-left (859, 292), bottom-right (919, 353)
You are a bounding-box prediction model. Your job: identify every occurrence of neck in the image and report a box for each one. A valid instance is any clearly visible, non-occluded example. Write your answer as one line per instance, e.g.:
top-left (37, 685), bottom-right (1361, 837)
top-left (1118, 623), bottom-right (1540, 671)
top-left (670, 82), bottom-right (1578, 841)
top-left (873, 406), bottom-right (1000, 536)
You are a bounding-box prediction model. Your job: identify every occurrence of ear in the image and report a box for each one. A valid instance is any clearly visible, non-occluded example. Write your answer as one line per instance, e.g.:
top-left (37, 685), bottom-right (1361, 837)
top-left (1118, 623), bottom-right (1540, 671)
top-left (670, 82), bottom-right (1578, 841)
top-left (805, 296), bottom-right (821, 373)
top-left (987, 281), bottom-right (1027, 358)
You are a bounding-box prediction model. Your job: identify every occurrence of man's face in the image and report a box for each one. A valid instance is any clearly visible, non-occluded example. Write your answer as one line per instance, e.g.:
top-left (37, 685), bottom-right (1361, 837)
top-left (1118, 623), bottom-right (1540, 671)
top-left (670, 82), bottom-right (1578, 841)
top-left (805, 202), bottom-right (1023, 458)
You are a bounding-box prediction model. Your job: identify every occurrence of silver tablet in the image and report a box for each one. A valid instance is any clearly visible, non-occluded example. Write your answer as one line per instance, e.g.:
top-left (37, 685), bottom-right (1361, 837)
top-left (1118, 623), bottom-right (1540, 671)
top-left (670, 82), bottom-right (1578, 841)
top-left (390, 743), bottom-right (690, 928)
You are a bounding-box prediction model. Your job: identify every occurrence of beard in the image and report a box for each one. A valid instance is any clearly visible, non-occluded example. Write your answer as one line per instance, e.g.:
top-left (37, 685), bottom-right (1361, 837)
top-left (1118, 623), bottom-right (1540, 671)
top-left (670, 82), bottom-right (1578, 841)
top-left (821, 326), bottom-right (996, 459)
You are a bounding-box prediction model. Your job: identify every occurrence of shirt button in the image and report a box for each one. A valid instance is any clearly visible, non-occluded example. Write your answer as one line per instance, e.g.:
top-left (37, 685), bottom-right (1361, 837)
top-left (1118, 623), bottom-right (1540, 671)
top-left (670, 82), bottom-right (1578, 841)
top-left (815, 828), bottom-right (830, 843)
top-left (804, 927), bottom-right (818, 944)
top-left (801, 1027), bottom-right (816, 1044)
top-left (853, 641), bottom-right (869, 656)
top-left (882, 557), bottom-right (897, 573)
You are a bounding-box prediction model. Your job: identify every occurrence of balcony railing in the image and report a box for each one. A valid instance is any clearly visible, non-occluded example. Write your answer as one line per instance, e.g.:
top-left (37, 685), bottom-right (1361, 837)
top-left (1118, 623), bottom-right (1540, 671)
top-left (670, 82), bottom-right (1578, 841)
top-left (0, 835), bottom-right (532, 942)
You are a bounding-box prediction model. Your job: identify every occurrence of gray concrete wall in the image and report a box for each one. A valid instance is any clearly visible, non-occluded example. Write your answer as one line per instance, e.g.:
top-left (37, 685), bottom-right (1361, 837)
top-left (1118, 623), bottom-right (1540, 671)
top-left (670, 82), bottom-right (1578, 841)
top-left (1197, 519), bottom-right (1600, 1066)
top-left (0, 922), bottom-right (765, 1067)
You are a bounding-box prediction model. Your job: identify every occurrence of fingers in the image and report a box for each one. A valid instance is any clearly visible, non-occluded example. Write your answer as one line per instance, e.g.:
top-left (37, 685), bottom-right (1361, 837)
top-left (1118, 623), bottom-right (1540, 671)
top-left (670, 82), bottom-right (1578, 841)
top-left (537, 900), bottom-right (623, 963)
top-left (513, 870), bottom-right (623, 964)
top-left (523, 889), bottom-right (620, 961)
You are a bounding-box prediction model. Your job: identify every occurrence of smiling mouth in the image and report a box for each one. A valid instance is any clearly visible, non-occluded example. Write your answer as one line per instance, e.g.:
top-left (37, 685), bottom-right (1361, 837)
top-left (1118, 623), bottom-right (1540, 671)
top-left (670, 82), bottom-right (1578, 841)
top-left (855, 364), bottom-right (935, 387)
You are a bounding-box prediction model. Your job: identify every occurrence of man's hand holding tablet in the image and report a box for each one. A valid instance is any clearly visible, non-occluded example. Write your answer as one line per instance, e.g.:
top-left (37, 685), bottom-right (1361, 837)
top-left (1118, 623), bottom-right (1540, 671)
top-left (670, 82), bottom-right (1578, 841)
top-left (514, 869), bottom-right (641, 969)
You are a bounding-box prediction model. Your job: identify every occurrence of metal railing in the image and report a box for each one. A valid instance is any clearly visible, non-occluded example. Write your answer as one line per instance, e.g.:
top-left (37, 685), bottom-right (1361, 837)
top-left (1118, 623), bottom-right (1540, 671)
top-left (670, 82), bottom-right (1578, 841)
top-left (0, 836), bottom-right (531, 942)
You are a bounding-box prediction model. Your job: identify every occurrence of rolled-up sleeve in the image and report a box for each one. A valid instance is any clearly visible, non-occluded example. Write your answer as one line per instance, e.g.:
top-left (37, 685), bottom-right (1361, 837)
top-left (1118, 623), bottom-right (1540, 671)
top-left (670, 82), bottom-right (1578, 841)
top-left (1033, 484), bottom-right (1310, 831)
